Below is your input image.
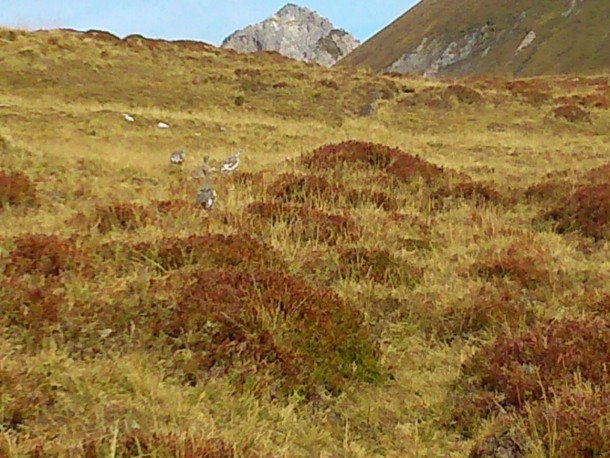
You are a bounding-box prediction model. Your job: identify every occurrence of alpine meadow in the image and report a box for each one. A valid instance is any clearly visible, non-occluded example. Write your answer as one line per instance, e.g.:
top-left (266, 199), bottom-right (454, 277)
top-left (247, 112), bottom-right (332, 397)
top-left (1, 19), bottom-right (610, 458)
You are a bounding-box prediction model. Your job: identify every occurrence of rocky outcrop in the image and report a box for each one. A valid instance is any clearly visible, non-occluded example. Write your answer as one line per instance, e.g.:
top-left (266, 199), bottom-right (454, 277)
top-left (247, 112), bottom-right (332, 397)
top-left (340, 0), bottom-right (610, 77)
top-left (221, 3), bottom-right (359, 66)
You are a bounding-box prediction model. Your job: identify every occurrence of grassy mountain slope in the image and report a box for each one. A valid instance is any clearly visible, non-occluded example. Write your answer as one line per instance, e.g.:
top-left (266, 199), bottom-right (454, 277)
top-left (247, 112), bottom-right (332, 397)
top-left (339, 0), bottom-right (610, 76)
top-left (1, 27), bottom-right (610, 456)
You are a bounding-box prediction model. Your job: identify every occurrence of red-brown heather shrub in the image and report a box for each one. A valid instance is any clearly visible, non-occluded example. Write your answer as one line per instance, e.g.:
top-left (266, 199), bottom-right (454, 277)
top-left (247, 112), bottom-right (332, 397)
top-left (587, 293), bottom-right (610, 316)
top-left (583, 162), bottom-right (610, 185)
top-left (471, 239), bottom-right (551, 289)
top-left (225, 170), bottom-right (265, 187)
top-left (267, 173), bottom-right (345, 206)
top-left (552, 104), bottom-right (591, 123)
top-left (439, 280), bottom-right (533, 339)
top-left (129, 233), bottom-right (285, 272)
top-left (425, 97), bottom-right (452, 110)
top-left (547, 182), bottom-right (610, 240)
top-left (0, 169), bottom-right (37, 209)
top-left (444, 84), bottom-right (484, 105)
top-left (459, 318), bottom-right (610, 413)
top-left (338, 247), bottom-right (413, 284)
top-left (151, 268), bottom-right (384, 396)
top-left (524, 178), bottom-right (571, 205)
top-left (80, 431), bottom-right (236, 458)
top-left (268, 172), bottom-right (398, 210)
top-left (349, 189), bottom-right (398, 211)
top-left (432, 181), bottom-right (502, 206)
top-left (3, 234), bottom-right (89, 277)
top-left (0, 365), bottom-right (57, 433)
top-left (505, 80), bottom-right (552, 106)
top-left (555, 93), bottom-right (610, 110)
top-left (92, 202), bottom-right (153, 233)
top-left (318, 78), bottom-right (339, 90)
top-left (0, 276), bottom-right (63, 338)
top-left (304, 247), bottom-right (418, 286)
top-left (148, 198), bottom-right (193, 215)
top-left (301, 141), bottom-right (446, 185)
top-left (245, 201), bottom-right (360, 245)
top-left (527, 388), bottom-right (610, 458)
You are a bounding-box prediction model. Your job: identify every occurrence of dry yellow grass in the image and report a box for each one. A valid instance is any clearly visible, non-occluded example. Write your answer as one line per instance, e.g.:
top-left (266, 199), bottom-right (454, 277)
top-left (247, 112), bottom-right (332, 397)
top-left (1, 28), bottom-right (610, 457)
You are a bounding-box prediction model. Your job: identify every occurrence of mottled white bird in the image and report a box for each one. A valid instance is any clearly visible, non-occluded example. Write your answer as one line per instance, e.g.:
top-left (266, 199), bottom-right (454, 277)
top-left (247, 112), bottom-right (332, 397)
top-left (122, 113), bottom-right (135, 122)
top-left (196, 156), bottom-right (217, 209)
top-left (157, 122), bottom-right (170, 129)
top-left (170, 149), bottom-right (185, 165)
top-left (220, 150), bottom-right (241, 175)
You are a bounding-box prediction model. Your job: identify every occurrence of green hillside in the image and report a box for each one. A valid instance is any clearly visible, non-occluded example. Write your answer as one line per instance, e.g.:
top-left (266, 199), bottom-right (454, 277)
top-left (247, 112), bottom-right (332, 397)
top-left (339, 0), bottom-right (610, 76)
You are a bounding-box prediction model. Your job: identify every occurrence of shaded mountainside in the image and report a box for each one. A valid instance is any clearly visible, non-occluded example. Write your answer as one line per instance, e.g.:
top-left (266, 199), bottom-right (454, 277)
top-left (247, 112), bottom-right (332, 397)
top-left (339, 0), bottom-right (610, 77)
top-left (221, 3), bottom-right (359, 66)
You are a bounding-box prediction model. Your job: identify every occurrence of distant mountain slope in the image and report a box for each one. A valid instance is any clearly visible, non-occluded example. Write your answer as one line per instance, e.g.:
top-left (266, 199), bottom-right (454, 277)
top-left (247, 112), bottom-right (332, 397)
top-left (221, 3), bottom-right (359, 66)
top-left (338, 0), bottom-right (610, 76)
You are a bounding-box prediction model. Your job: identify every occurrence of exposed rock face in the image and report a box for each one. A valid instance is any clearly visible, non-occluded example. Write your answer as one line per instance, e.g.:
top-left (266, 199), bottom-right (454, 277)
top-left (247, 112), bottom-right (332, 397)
top-left (221, 3), bottom-right (359, 66)
top-left (340, 0), bottom-right (610, 77)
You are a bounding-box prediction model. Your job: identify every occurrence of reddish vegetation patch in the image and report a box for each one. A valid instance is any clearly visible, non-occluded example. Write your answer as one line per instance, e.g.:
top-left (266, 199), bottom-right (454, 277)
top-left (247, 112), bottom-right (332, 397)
top-left (92, 202), bottom-right (153, 233)
top-left (268, 173), bottom-right (344, 205)
top-left (3, 234), bottom-right (89, 277)
top-left (304, 246), bottom-right (418, 286)
top-left (149, 198), bottom-right (193, 215)
top-left (432, 181), bottom-right (502, 206)
top-left (471, 239), bottom-right (551, 289)
top-left (302, 141), bottom-right (445, 185)
top-left (583, 162), bottom-right (610, 185)
top-left (0, 365), bottom-right (56, 433)
top-left (336, 247), bottom-right (411, 283)
top-left (555, 93), bottom-right (610, 110)
top-left (524, 177), bottom-right (571, 205)
top-left (0, 169), bottom-right (37, 209)
top-left (0, 276), bottom-right (63, 338)
top-left (267, 172), bottom-right (398, 210)
top-left (505, 80), bottom-right (552, 105)
top-left (457, 318), bottom-right (610, 416)
top-left (245, 201), bottom-right (360, 245)
top-left (440, 280), bottom-right (532, 338)
top-left (548, 182), bottom-right (610, 240)
top-left (552, 104), bottom-right (591, 123)
top-left (80, 431), bottom-right (236, 458)
top-left (225, 170), bottom-right (265, 187)
top-left (527, 388), bottom-right (610, 458)
top-left (151, 268), bottom-right (383, 396)
top-left (129, 233), bottom-right (285, 272)
top-left (444, 85), bottom-right (483, 105)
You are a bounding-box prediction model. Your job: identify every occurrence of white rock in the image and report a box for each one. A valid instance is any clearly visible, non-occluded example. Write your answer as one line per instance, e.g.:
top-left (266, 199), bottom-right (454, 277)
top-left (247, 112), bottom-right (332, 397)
top-left (157, 122), bottom-right (170, 129)
top-left (123, 113), bottom-right (135, 122)
top-left (516, 31), bottom-right (537, 53)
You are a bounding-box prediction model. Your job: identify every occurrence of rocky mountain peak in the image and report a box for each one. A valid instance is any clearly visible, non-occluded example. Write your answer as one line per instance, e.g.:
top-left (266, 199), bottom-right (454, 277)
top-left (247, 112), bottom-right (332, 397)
top-left (221, 3), bottom-right (359, 67)
top-left (275, 3), bottom-right (313, 18)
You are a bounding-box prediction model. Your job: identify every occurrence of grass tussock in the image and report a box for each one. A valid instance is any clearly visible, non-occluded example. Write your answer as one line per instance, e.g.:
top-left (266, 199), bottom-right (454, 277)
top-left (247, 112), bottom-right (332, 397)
top-left (0, 169), bottom-right (37, 209)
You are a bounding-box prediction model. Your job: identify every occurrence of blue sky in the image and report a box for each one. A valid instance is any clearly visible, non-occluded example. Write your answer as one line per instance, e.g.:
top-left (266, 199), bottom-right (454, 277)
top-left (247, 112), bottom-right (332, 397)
top-left (0, 1), bottom-right (419, 45)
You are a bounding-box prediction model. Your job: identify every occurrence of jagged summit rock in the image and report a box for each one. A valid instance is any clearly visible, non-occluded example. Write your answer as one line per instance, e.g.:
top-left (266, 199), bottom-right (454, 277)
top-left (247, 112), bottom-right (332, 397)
top-left (221, 3), bottom-right (359, 66)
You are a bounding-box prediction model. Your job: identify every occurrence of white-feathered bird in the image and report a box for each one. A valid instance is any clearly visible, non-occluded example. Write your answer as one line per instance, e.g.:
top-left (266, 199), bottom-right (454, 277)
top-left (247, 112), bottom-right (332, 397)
top-left (170, 149), bottom-right (185, 165)
top-left (122, 113), bottom-right (135, 122)
top-left (157, 122), bottom-right (170, 129)
top-left (220, 150), bottom-right (241, 175)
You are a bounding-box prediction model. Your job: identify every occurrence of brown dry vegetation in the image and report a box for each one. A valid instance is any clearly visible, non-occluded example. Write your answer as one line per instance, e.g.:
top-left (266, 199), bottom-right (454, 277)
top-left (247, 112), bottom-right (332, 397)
top-left (1, 27), bottom-right (610, 457)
